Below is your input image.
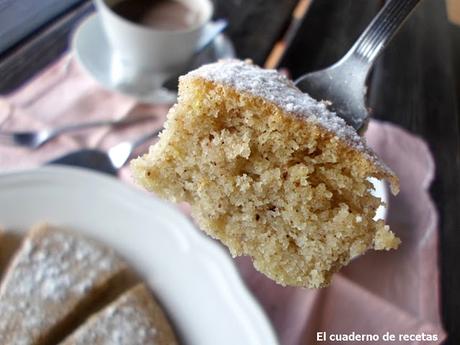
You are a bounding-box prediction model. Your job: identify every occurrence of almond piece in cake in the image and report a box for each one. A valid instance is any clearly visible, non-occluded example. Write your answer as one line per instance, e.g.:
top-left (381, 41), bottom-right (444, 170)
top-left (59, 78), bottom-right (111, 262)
top-left (60, 284), bottom-right (178, 345)
top-left (131, 59), bottom-right (400, 288)
top-left (0, 223), bottom-right (128, 345)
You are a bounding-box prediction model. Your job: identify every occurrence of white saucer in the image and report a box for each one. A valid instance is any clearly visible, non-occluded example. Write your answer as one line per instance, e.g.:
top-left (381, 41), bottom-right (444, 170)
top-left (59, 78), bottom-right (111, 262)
top-left (72, 14), bottom-right (236, 104)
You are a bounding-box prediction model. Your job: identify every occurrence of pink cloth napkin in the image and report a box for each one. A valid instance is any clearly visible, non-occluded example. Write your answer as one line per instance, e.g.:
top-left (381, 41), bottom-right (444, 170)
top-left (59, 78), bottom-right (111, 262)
top-left (0, 55), bottom-right (446, 344)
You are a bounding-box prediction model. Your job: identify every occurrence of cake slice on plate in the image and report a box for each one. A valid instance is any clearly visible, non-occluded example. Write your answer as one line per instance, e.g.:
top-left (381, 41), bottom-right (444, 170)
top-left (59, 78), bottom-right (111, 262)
top-left (131, 59), bottom-right (400, 288)
top-left (60, 284), bottom-right (178, 345)
top-left (0, 223), bottom-right (128, 344)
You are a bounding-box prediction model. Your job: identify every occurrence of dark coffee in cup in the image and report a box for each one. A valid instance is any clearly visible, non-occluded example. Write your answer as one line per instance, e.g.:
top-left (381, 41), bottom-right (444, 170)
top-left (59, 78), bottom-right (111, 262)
top-left (112, 0), bottom-right (200, 31)
top-left (94, 0), bottom-right (212, 73)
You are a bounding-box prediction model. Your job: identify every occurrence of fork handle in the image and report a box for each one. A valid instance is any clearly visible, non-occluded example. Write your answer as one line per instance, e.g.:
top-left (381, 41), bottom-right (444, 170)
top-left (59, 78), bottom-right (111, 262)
top-left (108, 129), bottom-right (162, 169)
top-left (347, 0), bottom-right (421, 65)
top-left (51, 115), bottom-right (154, 136)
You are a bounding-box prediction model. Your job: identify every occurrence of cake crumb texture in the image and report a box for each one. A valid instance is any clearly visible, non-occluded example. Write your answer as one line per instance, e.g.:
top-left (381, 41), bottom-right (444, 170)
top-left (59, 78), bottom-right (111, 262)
top-left (131, 60), bottom-right (400, 288)
top-left (60, 284), bottom-right (178, 345)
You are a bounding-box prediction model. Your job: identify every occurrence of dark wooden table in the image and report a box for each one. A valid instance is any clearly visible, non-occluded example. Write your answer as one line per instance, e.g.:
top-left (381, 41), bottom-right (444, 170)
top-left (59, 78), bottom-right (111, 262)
top-left (279, 1), bottom-right (460, 343)
top-left (0, 0), bottom-right (459, 343)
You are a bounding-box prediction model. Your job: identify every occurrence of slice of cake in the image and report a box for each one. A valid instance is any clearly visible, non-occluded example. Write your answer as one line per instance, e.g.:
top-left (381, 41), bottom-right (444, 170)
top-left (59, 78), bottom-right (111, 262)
top-left (60, 284), bottom-right (178, 345)
top-left (131, 59), bottom-right (400, 288)
top-left (0, 223), bottom-right (128, 345)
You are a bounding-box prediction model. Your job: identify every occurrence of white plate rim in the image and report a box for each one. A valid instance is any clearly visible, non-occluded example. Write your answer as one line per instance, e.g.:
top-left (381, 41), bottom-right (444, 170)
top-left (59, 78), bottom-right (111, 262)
top-left (0, 166), bottom-right (279, 345)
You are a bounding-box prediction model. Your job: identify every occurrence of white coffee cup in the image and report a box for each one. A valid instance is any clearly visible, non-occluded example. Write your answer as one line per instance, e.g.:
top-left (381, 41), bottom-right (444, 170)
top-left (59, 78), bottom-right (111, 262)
top-left (94, 0), bottom-right (213, 73)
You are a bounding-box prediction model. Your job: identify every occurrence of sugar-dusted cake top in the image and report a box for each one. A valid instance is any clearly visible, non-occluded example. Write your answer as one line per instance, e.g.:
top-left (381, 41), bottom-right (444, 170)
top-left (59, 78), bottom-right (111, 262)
top-left (0, 224), bottom-right (126, 344)
top-left (184, 59), bottom-right (372, 156)
top-left (62, 285), bottom-right (177, 345)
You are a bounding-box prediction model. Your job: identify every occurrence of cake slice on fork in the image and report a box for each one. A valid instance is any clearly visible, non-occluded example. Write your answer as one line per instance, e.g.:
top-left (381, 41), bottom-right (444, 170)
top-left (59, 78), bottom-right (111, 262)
top-left (131, 59), bottom-right (400, 288)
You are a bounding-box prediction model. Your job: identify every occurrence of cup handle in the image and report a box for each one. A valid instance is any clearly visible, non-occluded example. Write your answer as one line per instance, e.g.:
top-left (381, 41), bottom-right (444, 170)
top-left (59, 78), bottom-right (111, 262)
top-left (195, 19), bottom-right (228, 53)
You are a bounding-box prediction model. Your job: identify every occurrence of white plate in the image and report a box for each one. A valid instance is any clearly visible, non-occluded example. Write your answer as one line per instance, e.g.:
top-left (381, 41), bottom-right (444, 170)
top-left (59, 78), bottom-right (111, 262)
top-left (72, 14), bottom-right (235, 104)
top-left (370, 177), bottom-right (388, 221)
top-left (0, 166), bottom-right (278, 345)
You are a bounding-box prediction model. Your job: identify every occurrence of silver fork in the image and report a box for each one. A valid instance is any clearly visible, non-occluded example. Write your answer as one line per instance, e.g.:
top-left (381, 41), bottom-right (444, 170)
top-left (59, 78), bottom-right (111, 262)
top-left (0, 115), bottom-right (154, 149)
top-left (295, 0), bottom-right (421, 131)
top-left (48, 129), bottom-right (161, 175)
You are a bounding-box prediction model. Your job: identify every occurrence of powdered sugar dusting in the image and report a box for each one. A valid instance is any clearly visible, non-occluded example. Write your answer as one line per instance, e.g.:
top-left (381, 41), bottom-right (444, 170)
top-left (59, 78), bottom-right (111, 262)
top-left (183, 60), bottom-right (391, 172)
top-left (0, 224), bottom-right (126, 344)
top-left (62, 285), bottom-right (172, 345)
